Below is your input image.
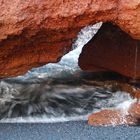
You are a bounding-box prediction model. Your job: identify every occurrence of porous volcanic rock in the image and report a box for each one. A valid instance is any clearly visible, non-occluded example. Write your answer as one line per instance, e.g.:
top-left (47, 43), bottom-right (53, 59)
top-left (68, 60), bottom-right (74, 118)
top-left (0, 0), bottom-right (140, 77)
top-left (79, 23), bottom-right (140, 79)
top-left (88, 102), bottom-right (140, 126)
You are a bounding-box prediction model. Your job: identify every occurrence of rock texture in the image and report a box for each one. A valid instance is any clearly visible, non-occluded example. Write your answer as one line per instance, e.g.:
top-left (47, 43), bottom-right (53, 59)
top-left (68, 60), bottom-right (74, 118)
top-left (79, 23), bottom-right (140, 79)
top-left (0, 0), bottom-right (140, 77)
top-left (87, 79), bottom-right (140, 126)
top-left (88, 102), bottom-right (140, 126)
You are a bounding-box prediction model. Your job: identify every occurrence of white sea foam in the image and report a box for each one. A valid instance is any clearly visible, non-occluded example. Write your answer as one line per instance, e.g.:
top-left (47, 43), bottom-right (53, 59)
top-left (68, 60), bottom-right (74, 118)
top-left (1, 23), bottom-right (136, 124)
top-left (16, 23), bottom-right (102, 81)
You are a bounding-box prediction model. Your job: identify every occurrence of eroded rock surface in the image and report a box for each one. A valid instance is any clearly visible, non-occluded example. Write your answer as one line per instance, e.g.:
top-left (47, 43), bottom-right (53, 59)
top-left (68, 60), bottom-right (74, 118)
top-left (88, 102), bottom-right (140, 126)
top-left (0, 0), bottom-right (140, 77)
top-left (79, 23), bottom-right (140, 79)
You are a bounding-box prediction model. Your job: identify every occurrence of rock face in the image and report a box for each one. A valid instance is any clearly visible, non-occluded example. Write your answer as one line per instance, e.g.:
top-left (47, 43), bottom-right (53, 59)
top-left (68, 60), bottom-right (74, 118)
top-left (79, 23), bottom-right (140, 79)
top-left (0, 0), bottom-right (140, 77)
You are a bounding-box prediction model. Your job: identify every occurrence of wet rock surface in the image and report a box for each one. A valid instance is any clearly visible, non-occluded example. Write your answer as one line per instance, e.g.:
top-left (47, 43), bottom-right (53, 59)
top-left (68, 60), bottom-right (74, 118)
top-left (0, 0), bottom-right (140, 77)
top-left (0, 71), bottom-right (137, 122)
top-left (88, 102), bottom-right (140, 126)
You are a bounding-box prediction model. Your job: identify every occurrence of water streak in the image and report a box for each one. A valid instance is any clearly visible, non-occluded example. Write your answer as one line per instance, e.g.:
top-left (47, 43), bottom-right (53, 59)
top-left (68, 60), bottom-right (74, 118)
top-left (0, 23), bottom-right (135, 123)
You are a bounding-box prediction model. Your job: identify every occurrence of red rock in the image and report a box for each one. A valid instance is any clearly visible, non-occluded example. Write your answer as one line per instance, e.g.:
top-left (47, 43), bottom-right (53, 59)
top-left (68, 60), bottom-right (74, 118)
top-left (0, 0), bottom-right (140, 77)
top-left (79, 23), bottom-right (140, 79)
top-left (88, 103), bottom-right (140, 126)
top-left (128, 103), bottom-right (140, 118)
top-left (116, 0), bottom-right (140, 40)
top-left (88, 109), bottom-right (137, 126)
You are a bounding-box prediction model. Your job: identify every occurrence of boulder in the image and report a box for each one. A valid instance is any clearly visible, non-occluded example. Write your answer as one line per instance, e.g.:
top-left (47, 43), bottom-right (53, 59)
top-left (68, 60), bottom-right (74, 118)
top-left (88, 103), bottom-right (140, 126)
top-left (0, 0), bottom-right (140, 77)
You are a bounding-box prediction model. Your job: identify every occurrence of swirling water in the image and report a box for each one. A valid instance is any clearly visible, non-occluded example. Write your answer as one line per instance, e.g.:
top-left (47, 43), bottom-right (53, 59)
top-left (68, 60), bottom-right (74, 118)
top-left (0, 23), bottom-right (135, 123)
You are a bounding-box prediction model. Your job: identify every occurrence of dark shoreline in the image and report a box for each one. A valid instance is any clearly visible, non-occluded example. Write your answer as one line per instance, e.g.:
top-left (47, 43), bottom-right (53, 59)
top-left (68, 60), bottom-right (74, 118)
top-left (0, 121), bottom-right (140, 140)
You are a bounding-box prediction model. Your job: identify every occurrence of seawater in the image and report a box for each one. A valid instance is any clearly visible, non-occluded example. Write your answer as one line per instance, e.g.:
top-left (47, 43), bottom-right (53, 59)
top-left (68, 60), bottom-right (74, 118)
top-left (0, 23), bottom-right (135, 123)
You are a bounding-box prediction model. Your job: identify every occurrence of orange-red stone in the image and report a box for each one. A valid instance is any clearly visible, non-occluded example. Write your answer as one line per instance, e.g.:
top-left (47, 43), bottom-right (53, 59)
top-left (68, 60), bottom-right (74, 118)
top-left (79, 23), bottom-right (140, 79)
top-left (0, 0), bottom-right (140, 77)
top-left (88, 103), bottom-right (140, 126)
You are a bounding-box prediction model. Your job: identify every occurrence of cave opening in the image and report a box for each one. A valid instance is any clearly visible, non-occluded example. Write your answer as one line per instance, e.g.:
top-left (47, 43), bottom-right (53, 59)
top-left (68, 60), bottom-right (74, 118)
top-left (0, 23), bottom-right (138, 125)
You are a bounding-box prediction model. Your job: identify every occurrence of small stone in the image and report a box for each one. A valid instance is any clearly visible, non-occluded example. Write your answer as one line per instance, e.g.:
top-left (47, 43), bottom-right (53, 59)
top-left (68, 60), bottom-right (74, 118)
top-left (88, 103), bottom-right (140, 126)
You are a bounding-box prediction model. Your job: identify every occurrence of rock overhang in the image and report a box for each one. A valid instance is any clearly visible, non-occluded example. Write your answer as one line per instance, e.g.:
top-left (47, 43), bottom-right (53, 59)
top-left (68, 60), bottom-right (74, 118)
top-left (0, 0), bottom-right (139, 78)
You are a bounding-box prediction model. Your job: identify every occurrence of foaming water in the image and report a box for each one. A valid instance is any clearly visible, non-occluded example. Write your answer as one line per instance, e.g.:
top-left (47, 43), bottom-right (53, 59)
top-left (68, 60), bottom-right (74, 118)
top-left (13, 23), bottom-right (102, 81)
top-left (0, 23), bottom-right (136, 123)
top-left (0, 80), bottom-right (135, 123)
